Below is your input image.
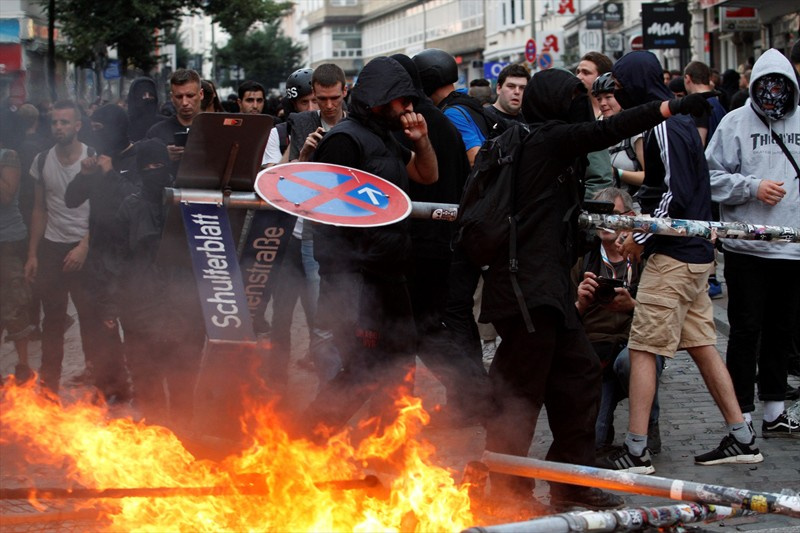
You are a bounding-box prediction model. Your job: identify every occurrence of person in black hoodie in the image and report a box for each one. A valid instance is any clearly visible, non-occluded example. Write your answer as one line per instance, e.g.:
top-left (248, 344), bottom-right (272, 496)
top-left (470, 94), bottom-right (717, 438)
top-left (599, 51), bottom-right (761, 474)
top-left (64, 104), bottom-right (139, 402)
top-left (127, 77), bottom-right (161, 142)
top-left (480, 67), bottom-right (712, 510)
top-left (301, 56), bottom-right (437, 435)
top-left (115, 140), bottom-right (184, 427)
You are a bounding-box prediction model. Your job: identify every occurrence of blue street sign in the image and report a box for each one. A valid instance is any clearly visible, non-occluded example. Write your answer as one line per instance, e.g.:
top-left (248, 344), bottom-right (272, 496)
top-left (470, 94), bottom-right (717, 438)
top-left (538, 53), bottom-right (553, 70)
top-left (484, 61), bottom-right (509, 80)
top-left (181, 202), bottom-right (255, 342)
top-left (103, 60), bottom-right (121, 80)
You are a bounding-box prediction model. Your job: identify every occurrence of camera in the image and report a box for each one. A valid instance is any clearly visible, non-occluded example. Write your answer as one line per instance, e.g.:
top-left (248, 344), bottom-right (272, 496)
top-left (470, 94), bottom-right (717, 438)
top-left (594, 277), bottom-right (624, 305)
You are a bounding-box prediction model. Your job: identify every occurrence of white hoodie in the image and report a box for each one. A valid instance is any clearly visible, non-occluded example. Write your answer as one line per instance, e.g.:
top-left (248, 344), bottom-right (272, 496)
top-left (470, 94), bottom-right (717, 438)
top-left (707, 48), bottom-right (800, 260)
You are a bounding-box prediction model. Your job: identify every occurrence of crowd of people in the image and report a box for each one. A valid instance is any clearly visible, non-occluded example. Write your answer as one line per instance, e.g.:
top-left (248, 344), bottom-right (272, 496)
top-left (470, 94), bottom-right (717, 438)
top-left (1, 41), bottom-right (799, 513)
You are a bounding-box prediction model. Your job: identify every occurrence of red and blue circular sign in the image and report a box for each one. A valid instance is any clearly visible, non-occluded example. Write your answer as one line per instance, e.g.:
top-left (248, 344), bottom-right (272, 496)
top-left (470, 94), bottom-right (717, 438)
top-left (525, 39), bottom-right (537, 63)
top-left (255, 162), bottom-right (412, 227)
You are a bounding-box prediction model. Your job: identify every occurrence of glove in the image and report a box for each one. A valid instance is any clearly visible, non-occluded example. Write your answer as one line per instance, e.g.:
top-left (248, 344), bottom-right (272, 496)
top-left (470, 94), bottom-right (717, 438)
top-left (667, 91), bottom-right (717, 117)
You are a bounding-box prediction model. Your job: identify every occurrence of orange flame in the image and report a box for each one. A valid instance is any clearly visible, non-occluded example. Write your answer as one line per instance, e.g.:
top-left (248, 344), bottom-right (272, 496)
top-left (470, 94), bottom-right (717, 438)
top-left (0, 379), bottom-right (475, 531)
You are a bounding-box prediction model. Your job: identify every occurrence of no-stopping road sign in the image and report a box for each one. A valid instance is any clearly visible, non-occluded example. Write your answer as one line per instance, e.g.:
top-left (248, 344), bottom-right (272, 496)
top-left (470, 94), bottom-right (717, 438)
top-left (255, 162), bottom-right (412, 227)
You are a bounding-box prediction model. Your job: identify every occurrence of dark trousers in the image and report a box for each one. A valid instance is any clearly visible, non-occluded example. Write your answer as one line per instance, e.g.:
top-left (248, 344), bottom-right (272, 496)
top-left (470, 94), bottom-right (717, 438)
top-left (304, 273), bottom-right (417, 434)
top-left (485, 307), bottom-right (601, 498)
top-left (269, 236), bottom-right (315, 386)
top-left (412, 252), bottom-right (492, 418)
top-left (724, 250), bottom-right (800, 412)
top-left (37, 239), bottom-right (95, 392)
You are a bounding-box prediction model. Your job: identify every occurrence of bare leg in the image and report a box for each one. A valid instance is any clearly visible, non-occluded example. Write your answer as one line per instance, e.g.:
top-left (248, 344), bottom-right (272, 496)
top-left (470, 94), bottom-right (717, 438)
top-left (687, 344), bottom-right (745, 425)
top-left (627, 349), bottom-right (657, 436)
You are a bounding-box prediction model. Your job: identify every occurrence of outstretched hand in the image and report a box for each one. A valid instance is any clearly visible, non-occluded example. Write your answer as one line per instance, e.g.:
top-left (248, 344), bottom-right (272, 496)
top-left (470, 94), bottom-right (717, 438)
top-left (667, 91), bottom-right (718, 118)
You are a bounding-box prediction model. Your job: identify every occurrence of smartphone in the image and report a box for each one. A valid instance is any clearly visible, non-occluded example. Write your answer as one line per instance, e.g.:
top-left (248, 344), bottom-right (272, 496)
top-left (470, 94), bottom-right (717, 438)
top-left (583, 200), bottom-right (616, 214)
top-left (173, 130), bottom-right (189, 147)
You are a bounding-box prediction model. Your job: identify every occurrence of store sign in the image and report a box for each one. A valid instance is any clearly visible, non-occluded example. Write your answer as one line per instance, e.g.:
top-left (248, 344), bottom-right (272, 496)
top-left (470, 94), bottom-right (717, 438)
top-left (0, 19), bottom-right (20, 43)
top-left (586, 13), bottom-right (604, 30)
top-left (537, 31), bottom-right (564, 68)
top-left (642, 3), bottom-right (690, 49)
top-left (604, 3), bottom-right (624, 23)
top-left (720, 7), bottom-right (759, 32)
top-left (605, 33), bottom-right (624, 52)
top-left (0, 44), bottom-right (23, 73)
top-left (580, 29), bottom-right (603, 56)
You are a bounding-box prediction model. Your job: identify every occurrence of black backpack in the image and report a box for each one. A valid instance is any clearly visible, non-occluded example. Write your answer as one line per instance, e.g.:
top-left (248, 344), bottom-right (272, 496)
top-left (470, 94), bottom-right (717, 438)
top-left (454, 122), bottom-right (536, 332)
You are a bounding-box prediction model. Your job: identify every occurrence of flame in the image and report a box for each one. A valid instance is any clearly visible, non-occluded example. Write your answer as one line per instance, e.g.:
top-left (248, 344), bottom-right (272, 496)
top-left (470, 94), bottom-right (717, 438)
top-left (0, 378), bottom-right (475, 531)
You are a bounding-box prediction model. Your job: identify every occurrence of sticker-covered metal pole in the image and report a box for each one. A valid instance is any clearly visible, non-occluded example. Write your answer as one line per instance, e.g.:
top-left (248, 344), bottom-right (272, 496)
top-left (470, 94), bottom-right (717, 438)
top-left (462, 502), bottom-right (751, 533)
top-left (165, 189), bottom-right (800, 241)
top-left (481, 451), bottom-right (800, 518)
top-left (579, 212), bottom-right (800, 243)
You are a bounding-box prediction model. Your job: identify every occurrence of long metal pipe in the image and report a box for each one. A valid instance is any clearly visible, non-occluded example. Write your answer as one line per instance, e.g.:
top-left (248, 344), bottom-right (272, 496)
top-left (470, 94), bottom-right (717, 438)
top-left (463, 502), bottom-right (751, 533)
top-left (0, 475), bottom-right (383, 501)
top-left (164, 188), bottom-right (800, 242)
top-left (481, 451), bottom-right (800, 518)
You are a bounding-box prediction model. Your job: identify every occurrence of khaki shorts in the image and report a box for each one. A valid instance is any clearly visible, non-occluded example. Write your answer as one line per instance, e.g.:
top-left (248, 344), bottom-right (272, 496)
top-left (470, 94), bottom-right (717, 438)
top-left (628, 254), bottom-right (717, 358)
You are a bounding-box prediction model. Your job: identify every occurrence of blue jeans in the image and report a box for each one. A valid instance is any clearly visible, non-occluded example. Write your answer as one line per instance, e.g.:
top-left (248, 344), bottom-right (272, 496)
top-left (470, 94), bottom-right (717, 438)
top-left (595, 345), bottom-right (664, 448)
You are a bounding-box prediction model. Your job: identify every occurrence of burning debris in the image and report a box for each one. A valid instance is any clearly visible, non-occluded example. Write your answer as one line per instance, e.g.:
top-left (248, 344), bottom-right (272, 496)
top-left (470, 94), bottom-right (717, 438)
top-left (0, 378), bottom-right (475, 532)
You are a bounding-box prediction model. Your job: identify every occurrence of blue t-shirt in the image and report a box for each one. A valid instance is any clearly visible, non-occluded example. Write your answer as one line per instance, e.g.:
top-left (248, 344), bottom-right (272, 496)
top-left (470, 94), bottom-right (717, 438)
top-left (443, 106), bottom-right (486, 151)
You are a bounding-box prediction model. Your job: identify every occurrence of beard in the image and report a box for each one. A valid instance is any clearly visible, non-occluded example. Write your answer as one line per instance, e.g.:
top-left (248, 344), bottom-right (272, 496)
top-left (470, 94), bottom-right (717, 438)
top-left (372, 107), bottom-right (407, 131)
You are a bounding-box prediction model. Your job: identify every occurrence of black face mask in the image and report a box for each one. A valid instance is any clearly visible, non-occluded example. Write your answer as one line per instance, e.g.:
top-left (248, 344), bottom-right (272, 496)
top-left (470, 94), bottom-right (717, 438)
top-left (139, 167), bottom-right (173, 202)
top-left (613, 86), bottom-right (636, 110)
top-left (90, 127), bottom-right (128, 157)
top-left (568, 94), bottom-right (593, 123)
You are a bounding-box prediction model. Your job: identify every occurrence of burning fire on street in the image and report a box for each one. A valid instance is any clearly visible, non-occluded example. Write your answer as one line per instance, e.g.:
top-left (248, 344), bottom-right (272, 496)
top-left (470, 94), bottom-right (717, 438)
top-left (0, 377), bottom-right (480, 532)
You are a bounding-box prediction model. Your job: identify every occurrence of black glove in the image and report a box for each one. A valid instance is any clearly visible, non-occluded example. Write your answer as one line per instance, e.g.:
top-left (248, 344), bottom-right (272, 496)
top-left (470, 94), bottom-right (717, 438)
top-left (667, 91), bottom-right (717, 117)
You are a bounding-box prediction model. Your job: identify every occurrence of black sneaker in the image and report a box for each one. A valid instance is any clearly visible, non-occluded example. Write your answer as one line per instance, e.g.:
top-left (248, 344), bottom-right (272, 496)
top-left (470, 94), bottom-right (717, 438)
top-left (762, 412), bottom-right (800, 439)
top-left (597, 444), bottom-right (655, 474)
top-left (694, 434), bottom-right (764, 465)
top-left (550, 487), bottom-right (625, 511)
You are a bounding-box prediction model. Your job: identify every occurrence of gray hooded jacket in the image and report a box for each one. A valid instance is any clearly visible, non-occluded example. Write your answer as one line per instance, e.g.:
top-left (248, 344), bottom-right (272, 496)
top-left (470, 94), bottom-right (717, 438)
top-left (707, 48), bottom-right (800, 260)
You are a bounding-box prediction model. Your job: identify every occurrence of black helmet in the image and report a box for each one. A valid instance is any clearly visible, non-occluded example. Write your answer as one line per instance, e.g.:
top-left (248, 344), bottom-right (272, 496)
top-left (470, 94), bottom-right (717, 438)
top-left (286, 68), bottom-right (313, 100)
top-left (591, 72), bottom-right (615, 97)
top-left (413, 48), bottom-right (458, 96)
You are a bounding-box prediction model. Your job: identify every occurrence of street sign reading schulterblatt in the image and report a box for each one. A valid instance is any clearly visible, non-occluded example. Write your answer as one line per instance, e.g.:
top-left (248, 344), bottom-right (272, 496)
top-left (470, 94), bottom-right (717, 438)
top-left (255, 162), bottom-right (412, 227)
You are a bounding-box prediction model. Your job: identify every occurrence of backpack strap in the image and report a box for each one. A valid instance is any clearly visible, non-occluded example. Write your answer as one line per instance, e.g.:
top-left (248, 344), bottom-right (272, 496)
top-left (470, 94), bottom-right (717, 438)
top-left (508, 125), bottom-right (536, 333)
top-left (756, 113), bottom-right (800, 188)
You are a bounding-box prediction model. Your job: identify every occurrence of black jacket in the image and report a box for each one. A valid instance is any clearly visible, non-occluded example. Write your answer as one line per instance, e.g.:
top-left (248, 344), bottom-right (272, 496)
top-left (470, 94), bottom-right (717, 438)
top-left (313, 57), bottom-right (419, 279)
top-left (479, 69), bottom-right (666, 328)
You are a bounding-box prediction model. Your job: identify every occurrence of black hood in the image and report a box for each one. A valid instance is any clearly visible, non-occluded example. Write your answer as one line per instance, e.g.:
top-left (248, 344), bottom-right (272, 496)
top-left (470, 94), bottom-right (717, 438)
top-left (90, 104), bottom-right (130, 156)
top-left (127, 77), bottom-right (159, 114)
top-left (522, 69), bottom-right (585, 123)
top-left (349, 57), bottom-right (419, 121)
top-left (612, 51), bottom-right (672, 107)
top-left (390, 53), bottom-right (427, 102)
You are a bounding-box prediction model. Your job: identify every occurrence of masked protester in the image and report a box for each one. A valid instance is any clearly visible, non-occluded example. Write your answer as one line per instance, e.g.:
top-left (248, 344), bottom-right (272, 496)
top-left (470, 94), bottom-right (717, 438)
top-left (62, 103), bottom-right (138, 403)
top-left (479, 67), bottom-right (712, 512)
top-left (301, 56), bottom-right (438, 437)
top-left (115, 139), bottom-right (188, 428)
top-left (127, 77), bottom-right (161, 141)
top-left (707, 49), bottom-right (800, 438)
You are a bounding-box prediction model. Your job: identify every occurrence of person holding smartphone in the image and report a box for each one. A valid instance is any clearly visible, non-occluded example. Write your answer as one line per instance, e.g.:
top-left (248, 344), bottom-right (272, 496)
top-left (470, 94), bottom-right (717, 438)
top-left (146, 68), bottom-right (204, 173)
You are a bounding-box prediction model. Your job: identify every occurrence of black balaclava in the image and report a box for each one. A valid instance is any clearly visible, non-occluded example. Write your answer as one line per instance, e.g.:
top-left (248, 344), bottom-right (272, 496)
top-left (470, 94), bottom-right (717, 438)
top-left (752, 73), bottom-right (794, 121)
top-left (136, 139), bottom-right (172, 202)
top-left (90, 104), bottom-right (130, 157)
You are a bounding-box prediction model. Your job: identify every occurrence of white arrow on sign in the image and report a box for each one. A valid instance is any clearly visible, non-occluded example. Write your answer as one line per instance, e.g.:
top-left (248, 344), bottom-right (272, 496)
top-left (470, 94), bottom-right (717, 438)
top-left (357, 186), bottom-right (383, 205)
